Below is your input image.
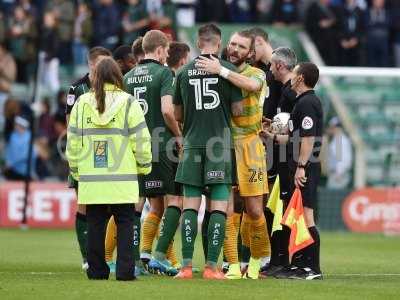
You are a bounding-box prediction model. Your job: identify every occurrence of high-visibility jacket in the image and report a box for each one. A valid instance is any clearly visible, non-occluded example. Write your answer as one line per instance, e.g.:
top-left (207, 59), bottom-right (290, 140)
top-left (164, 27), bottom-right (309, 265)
top-left (66, 83), bottom-right (152, 205)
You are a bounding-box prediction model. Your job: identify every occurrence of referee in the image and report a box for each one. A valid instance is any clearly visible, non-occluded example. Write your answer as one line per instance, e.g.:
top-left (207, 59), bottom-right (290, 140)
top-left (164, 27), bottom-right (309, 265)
top-left (263, 62), bottom-right (323, 280)
top-left (262, 47), bottom-right (298, 276)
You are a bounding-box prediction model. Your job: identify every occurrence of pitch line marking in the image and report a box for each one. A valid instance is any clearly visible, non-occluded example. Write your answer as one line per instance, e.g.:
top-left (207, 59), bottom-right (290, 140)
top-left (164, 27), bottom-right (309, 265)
top-left (1, 272), bottom-right (400, 277)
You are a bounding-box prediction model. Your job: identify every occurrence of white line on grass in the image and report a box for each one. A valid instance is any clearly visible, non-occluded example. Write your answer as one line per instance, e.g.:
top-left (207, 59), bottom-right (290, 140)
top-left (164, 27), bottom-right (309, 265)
top-left (1, 272), bottom-right (400, 277)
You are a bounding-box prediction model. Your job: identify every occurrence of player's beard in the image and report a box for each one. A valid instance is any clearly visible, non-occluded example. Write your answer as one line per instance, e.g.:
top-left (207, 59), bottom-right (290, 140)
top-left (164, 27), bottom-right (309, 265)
top-left (228, 50), bottom-right (250, 67)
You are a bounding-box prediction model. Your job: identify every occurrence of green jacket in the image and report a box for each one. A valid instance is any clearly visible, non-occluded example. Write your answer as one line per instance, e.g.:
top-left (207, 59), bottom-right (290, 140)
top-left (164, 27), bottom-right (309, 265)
top-left (66, 84), bottom-right (152, 205)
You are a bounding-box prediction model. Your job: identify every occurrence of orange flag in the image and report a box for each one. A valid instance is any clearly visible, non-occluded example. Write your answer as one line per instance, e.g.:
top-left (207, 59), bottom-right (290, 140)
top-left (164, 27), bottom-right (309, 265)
top-left (281, 188), bottom-right (314, 255)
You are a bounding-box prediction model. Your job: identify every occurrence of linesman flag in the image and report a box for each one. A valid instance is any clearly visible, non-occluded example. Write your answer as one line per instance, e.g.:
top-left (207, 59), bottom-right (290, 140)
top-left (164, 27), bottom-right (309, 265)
top-left (266, 175), bottom-right (283, 234)
top-left (281, 188), bottom-right (314, 255)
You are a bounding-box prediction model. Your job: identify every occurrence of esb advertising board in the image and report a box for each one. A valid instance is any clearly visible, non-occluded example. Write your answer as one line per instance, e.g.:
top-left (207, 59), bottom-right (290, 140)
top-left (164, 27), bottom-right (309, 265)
top-left (342, 187), bottom-right (400, 234)
top-left (0, 182), bottom-right (77, 228)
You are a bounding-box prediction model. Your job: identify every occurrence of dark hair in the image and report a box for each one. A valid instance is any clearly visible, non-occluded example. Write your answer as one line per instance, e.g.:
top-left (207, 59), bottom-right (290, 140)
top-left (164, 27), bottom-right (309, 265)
top-left (87, 46), bottom-right (112, 63)
top-left (132, 36), bottom-right (144, 61)
top-left (198, 23), bottom-right (221, 44)
top-left (113, 45), bottom-right (132, 61)
top-left (249, 27), bottom-right (269, 43)
top-left (92, 58), bottom-right (123, 114)
top-left (296, 62), bottom-right (320, 88)
top-left (142, 30), bottom-right (169, 54)
top-left (167, 42), bottom-right (190, 68)
top-left (236, 30), bottom-right (255, 53)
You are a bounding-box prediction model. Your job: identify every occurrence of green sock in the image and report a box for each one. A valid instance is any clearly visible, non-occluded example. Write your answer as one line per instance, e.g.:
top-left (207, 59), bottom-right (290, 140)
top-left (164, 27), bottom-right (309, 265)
top-left (207, 211), bottom-right (226, 267)
top-left (181, 209), bottom-right (198, 266)
top-left (241, 245), bottom-right (251, 264)
top-left (201, 210), bottom-right (211, 261)
top-left (154, 206), bottom-right (181, 261)
top-left (133, 211), bottom-right (141, 263)
top-left (75, 212), bottom-right (88, 261)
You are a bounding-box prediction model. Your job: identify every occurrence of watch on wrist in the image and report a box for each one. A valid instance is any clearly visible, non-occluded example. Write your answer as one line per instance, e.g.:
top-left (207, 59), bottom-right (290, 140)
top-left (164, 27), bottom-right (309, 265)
top-left (297, 162), bottom-right (308, 169)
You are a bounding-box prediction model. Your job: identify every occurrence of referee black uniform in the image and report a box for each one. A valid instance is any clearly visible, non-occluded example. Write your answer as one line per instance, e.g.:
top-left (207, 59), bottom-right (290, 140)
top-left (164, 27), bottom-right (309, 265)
top-left (287, 88), bottom-right (323, 279)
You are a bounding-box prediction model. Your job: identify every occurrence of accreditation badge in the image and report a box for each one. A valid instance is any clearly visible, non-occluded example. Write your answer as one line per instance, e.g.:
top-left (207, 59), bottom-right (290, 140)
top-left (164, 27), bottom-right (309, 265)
top-left (94, 141), bottom-right (108, 168)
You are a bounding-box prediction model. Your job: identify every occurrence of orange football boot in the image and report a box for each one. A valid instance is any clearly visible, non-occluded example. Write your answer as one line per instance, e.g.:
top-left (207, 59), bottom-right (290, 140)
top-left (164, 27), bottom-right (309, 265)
top-left (202, 266), bottom-right (226, 280)
top-left (174, 266), bottom-right (193, 279)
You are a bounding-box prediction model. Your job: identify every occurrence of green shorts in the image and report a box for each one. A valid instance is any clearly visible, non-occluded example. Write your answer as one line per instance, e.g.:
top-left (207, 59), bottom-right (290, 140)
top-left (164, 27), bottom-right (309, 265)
top-left (139, 150), bottom-right (182, 197)
top-left (175, 148), bottom-right (235, 188)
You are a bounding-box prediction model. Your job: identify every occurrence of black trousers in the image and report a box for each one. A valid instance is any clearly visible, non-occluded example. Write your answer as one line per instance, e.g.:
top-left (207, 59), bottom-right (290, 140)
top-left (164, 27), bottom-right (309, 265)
top-left (86, 203), bottom-right (135, 281)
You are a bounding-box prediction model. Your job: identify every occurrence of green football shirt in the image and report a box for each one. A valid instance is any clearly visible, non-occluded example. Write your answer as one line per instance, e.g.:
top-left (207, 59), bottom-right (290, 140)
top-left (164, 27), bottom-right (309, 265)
top-left (124, 59), bottom-right (175, 153)
top-left (174, 55), bottom-right (243, 149)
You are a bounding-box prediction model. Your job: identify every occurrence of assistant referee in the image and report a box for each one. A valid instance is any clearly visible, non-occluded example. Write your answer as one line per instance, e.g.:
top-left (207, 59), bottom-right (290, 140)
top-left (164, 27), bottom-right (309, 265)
top-left (263, 62), bottom-right (323, 280)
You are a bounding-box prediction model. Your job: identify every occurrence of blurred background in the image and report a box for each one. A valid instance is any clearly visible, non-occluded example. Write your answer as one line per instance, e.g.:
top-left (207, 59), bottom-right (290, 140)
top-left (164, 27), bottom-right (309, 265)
top-left (0, 0), bottom-right (399, 234)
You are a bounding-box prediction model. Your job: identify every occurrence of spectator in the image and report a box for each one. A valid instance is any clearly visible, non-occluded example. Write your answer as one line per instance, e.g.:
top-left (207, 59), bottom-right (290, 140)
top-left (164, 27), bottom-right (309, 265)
top-left (326, 117), bottom-right (353, 189)
top-left (365, 0), bottom-right (390, 67)
top-left (73, 2), bottom-right (92, 66)
top-left (305, 0), bottom-right (338, 65)
top-left (227, 0), bottom-right (257, 23)
top-left (122, 0), bottom-right (149, 45)
top-left (20, 0), bottom-right (38, 20)
top-left (38, 99), bottom-right (55, 140)
top-left (92, 0), bottom-right (120, 50)
top-left (0, 43), bottom-right (17, 105)
top-left (49, 112), bottom-right (68, 180)
top-left (270, 0), bottom-right (300, 26)
top-left (256, 0), bottom-right (274, 23)
top-left (3, 115), bottom-right (37, 180)
top-left (7, 5), bottom-right (37, 83)
top-left (40, 11), bottom-right (60, 95)
top-left (336, 0), bottom-right (364, 66)
top-left (147, 0), bottom-right (177, 40)
top-left (2, 98), bottom-right (20, 142)
top-left (46, 0), bottom-right (75, 64)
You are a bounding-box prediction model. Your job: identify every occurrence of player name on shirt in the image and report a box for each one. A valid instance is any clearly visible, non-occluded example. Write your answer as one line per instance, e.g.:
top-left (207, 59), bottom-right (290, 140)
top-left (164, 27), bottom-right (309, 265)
top-left (126, 74), bottom-right (153, 84)
top-left (187, 69), bottom-right (210, 76)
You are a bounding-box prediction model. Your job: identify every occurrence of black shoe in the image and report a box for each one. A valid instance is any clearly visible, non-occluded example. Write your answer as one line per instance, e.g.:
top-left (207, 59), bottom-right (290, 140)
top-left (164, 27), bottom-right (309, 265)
top-left (273, 265), bottom-right (299, 279)
top-left (288, 268), bottom-right (323, 280)
top-left (260, 264), bottom-right (285, 277)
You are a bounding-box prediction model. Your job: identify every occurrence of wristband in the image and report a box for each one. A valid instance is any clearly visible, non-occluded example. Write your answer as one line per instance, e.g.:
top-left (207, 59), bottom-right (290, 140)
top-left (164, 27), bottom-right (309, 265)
top-left (219, 66), bottom-right (231, 79)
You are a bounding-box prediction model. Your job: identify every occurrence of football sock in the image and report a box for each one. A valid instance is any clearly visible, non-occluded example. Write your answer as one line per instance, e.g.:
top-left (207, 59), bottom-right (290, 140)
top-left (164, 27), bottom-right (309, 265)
top-left (166, 241), bottom-right (179, 266)
top-left (240, 212), bottom-right (251, 263)
top-left (154, 206), bottom-right (181, 260)
top-left (181, 209), bottom-right (198, 267)
top-left (280, 225), bottom-right (290, 266)
top-left (75, 212), bottom-right (88, 262)
top-left (141, 212), bottom-right (161, 255)
top-left (307, 226), bottom-right (321, 274)
top-left (223, 215), bottom-right (239, 264)
top-left (249, 216), bottom-right (269, 259)
top-left (207, 210), bottom-right (226, 268)
top-left (105, 216), bottom-right (117, 262)
top-left (201, 210), bottom-right (211, 260)
top-left (133, 211), bottom-right (142, 263)
top-left (269, 230), bottom-right (281, 266)
top-left (264, 207), bottom-right (274, 238)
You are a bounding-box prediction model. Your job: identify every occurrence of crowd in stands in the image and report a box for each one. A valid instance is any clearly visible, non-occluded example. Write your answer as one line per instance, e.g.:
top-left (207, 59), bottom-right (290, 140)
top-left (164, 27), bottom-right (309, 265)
top-left (0, 0), bottom-right (399, 182)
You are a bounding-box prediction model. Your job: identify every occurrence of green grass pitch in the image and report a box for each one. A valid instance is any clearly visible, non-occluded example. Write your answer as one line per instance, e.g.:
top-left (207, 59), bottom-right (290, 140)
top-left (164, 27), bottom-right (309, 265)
top-left (1, 229), bottom-right (400, 300)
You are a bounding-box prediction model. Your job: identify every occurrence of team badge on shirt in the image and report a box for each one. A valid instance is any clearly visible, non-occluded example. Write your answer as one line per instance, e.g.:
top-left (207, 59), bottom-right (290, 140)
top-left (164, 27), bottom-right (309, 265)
top-left (302, 116), bottom-right (314, 130)
top-left (67, 94), bottom-right (76, 106)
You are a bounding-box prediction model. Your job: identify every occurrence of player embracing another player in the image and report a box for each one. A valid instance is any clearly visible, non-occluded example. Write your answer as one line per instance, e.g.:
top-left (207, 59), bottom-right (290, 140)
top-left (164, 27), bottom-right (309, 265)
top-left (196, 30), bottom-right (270, 279)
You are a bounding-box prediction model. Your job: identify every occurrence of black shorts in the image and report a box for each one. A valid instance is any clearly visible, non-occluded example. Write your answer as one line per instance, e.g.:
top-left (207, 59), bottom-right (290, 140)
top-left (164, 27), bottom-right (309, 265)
top-left (139, 150), bottom-right (182, 198)
top-left (288, 161), bottom-right (321, 209)
top-left (278, 162), bottom-right (291, 202)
